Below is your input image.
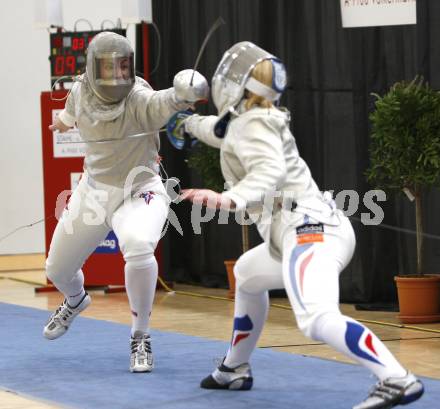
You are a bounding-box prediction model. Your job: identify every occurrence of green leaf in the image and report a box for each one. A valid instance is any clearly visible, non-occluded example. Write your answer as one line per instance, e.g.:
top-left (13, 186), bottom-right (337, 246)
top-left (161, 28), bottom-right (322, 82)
top-left (187, 143), bottom-right (225, 192)
top-left (367, 76), bottom-right (440, 191)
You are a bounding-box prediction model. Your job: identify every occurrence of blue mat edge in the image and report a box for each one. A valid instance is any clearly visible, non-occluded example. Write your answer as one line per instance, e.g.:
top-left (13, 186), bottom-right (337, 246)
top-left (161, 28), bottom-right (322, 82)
top-left (1, 301), bottom-right (438, 409)
top-left (2, 300), bottom-right (439, 380)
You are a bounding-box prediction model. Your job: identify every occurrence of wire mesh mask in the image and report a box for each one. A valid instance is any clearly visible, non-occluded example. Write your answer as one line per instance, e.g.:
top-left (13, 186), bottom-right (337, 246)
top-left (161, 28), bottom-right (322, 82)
top-left (211, 41), bottom-right (286, 122)
top-left (86, 31), bottom-right (135, 103)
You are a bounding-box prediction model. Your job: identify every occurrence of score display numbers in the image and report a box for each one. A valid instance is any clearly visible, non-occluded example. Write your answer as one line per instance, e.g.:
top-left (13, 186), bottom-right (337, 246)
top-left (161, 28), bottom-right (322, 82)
top-left (49, 29), bottom-right (126, 86)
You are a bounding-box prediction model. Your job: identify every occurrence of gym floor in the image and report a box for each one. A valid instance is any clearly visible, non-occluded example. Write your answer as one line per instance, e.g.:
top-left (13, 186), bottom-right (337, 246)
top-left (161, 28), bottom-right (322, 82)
top-left (0, 255), bottom-right (439, 409)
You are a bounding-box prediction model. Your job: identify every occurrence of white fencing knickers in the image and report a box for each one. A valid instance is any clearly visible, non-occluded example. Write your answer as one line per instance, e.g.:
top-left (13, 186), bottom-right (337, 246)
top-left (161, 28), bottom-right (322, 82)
top-left (45, 173), bottom-right (169, 295)
top-left (226, 214), bottom-right (406, 380)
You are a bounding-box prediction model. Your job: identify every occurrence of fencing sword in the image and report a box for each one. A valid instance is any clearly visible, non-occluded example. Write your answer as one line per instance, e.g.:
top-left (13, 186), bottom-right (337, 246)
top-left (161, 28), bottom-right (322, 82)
top-left (55, 128), bottom-right (167, 144)
top-left (190, 16), bottom-right (226, 86)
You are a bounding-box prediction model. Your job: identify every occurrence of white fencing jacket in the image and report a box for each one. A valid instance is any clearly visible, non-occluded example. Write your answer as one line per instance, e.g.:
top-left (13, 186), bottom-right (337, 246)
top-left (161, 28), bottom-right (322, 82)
top-left (59, 76), bottom-right (187, 188)
top-left (185, 104), bottom-right (343, 258)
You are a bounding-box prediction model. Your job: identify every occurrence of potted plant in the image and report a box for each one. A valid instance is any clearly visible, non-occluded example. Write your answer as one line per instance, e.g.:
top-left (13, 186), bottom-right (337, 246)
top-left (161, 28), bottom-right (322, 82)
top-left (366, 76), bottom-right (440, 323)
top-left (187, 142), bottom-right (250, 298)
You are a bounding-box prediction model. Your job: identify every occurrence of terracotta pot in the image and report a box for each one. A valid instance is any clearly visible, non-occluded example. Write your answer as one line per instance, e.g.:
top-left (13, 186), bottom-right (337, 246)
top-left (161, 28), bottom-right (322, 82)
top-left (394, 275), bottom-right (440, 324)
top-left (224, 259), bottom-right (236, 299)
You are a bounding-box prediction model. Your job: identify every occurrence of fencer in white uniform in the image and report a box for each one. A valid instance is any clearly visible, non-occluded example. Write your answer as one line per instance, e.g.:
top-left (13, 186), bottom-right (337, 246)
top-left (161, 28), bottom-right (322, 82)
top-left (43, 31), bottom-right (208, 373)
top-left (173, 42), bottom-right (424, 408)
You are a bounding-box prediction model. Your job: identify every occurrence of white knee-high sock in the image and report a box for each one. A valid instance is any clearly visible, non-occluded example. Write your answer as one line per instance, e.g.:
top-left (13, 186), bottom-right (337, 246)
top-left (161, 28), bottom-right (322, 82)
top-left (49, 269), bottom-right (86, 308)
top-left (311, 312), bottom-right (406, 380)
top-left (124, 255), bottom-right (158, 337)
top-left (223, 287), bottom-right (269, 368)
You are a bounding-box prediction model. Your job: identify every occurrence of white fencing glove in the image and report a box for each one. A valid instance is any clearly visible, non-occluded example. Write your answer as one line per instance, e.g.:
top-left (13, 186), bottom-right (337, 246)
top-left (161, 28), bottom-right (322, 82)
top-left (173, 69), bottom-right (209, 103)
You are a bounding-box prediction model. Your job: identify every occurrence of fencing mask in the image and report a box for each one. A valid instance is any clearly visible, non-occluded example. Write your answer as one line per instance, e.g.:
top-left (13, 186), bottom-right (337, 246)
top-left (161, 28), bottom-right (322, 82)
top-left (211, 41), bottom-right (286, 137)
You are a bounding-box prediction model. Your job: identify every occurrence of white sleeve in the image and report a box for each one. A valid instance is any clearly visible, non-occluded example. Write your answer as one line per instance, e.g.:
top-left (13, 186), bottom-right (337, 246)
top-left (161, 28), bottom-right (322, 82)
top-left (222, 118), bottom-right (287, 209)
top-left (58, 84), bottom-right (78, 127)
top-left (58, 109), bottom-right (76, 127)
top-left (129, 85), bottom-right (189, 131)
top-left (184, 114), bottom-right (223, 149)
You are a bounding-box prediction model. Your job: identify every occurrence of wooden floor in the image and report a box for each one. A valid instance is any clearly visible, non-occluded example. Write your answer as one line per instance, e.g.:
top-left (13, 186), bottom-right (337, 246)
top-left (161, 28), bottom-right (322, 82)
top-left (1, 266), bottom-right (440, 408)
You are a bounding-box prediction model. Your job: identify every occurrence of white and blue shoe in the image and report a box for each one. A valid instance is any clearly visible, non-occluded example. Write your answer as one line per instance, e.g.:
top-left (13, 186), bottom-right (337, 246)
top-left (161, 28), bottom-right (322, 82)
top-left (353, 372), bottom-right (424, 409)
top-left (200, 361), bottom-right (253, 390)
top-left (43, 293), bottom-right (91, 340)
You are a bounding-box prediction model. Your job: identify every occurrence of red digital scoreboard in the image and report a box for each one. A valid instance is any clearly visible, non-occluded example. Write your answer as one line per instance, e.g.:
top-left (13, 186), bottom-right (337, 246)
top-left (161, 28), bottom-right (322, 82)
top-left (49, 29), bottom-right (126, 86)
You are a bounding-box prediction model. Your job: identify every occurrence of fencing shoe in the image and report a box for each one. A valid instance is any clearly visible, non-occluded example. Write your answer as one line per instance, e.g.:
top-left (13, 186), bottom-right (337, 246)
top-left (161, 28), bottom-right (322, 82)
top-left (130, 332), bottom-right (154, 373)
top-left (43, 293), bottom-right (91, 340)
top-left (200, 361), bottom-right (253, 390)
top-left (353, 372), bottom-right (424, 409)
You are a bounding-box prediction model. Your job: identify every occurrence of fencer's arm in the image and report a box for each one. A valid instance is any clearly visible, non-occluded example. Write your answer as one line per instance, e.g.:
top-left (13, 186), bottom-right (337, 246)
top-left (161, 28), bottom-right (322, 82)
top-left (130, 70), bottom-right (209, 132)
top-left (222, 119), bottom-right (287, 211)
top-left (129, 86), bottom-right (190, 131)
top-left (49, 85), bottom-right (77, 132)
top-left (184, 115), bottom-right (223, 149)
top-left (49, 115), bottom-right (72, 133)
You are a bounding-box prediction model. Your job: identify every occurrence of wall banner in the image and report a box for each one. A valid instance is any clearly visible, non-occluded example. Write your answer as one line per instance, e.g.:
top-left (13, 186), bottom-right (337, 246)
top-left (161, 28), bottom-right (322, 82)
top-left (340, 0), bottom-right (417, 28)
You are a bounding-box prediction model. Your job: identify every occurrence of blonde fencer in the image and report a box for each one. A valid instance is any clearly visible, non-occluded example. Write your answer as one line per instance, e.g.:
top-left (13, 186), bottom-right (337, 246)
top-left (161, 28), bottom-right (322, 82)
top-left (170, 41), bottom-right (424, 409)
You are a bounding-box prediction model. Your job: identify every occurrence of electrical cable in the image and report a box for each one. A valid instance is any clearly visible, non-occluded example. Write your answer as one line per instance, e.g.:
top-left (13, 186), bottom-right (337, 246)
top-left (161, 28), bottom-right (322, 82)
top-left (100, 19), bottom-right (116, 30)
top-left (155, 275), bottom-right (440, 335)
top-left (0, 276), bottom-right (47, 286)
top-left (149, 21), bottom-right (162, 76)
top-left (73, 19), bottom-right (93, 31)
top-left (350, 216), bottom-right (440, 241)
top-left (4, 269), bottom-right (438, 337)
top-left (0, 216), bottom-right (55, 246)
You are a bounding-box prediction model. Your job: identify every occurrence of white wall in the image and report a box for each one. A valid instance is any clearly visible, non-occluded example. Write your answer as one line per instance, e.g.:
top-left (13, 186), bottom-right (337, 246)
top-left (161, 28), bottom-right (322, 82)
top-left (0, 0), bottom-right (137, 254)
